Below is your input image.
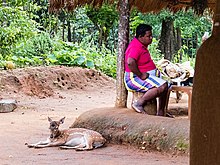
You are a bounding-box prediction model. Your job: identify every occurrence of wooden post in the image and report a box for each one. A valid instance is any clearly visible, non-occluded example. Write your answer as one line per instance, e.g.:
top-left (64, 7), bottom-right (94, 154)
top-left (115, 0), bottom-right (130, 108)
top-left (190, 1), bottom-right (220, 165)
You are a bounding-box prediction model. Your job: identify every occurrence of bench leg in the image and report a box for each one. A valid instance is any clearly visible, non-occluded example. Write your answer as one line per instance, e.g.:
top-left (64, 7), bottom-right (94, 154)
top-left (165, 86), bottom-right (192, 119)
top-left (187, 90), bottom-right (192, 119)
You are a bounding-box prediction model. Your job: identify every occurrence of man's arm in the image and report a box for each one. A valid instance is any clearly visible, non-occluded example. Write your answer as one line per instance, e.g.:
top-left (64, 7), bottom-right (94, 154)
top-left (127, 57), bottom-right (149, 80)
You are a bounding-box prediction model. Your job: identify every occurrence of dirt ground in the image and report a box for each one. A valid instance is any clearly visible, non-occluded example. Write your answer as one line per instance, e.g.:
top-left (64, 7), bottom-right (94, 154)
top-left (0, 66), bottom-right (189, 165)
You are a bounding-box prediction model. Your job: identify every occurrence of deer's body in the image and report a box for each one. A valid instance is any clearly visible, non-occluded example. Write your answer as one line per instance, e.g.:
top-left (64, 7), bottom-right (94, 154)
top-left (27, 117), bottom-right (106, 150)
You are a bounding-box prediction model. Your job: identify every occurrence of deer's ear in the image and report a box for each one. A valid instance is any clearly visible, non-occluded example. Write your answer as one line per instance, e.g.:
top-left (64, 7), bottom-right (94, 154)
top-left (59, 117), bottom-right (65, 124)
top-left (48, 117), bottom-right (52, 122)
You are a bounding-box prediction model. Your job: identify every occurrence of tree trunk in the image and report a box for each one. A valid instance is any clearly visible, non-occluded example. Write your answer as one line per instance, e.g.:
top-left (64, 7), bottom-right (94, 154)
top-left (192, 32), bottom-right (198, 59)
top-left (159, 19), bottom-right (176, 61)
top-left (62, 20), bottom-right (65, 41)
top-left (98, 26), bottom-right (103, 47)
top-left (115, 0), bottom-right (129, 108)
top-left (176, 27), bottom-right (182, 62)
top-left (67, 19), bottom-right (71, 42)
top-left (113, 25), bottom-right (117, 50)
top-left (72, 25), bottom-right (75, 43)
top-left (190, 1), bottom-right (220, 165)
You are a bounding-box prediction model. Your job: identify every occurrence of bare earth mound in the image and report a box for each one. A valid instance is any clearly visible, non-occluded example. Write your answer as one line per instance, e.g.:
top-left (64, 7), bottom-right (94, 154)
top-left (71, 108), bottom-right (189, 155)
top-left (0, 66), bottom-right (114, 98)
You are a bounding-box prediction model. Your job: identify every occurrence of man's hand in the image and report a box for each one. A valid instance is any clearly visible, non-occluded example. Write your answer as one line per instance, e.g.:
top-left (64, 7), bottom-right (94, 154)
top-left (127, 58), bottom-right (150, 80)
top-left (140, 72), bottom-right (149, 80)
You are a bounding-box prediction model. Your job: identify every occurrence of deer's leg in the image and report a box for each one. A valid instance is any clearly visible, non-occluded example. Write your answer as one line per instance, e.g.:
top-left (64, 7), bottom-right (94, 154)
top-left (60, 138), bottom-right (87, 150)
top-left (33, 139), bottom-right (66, 148)
top-left (28, 138), bottom-right (66, 148)
top-left (75, 136), bottom-right (94, 150)
top-left (60, 135), bottom-right (93, 151)
top-left (59, 144), bottom-right (86, 150)
top-left (27, 138), bottom-right (51, 148)
top-left (93, 141), bottom-right (105, 148)
top-left (60, 135), bottom-right (86, 150)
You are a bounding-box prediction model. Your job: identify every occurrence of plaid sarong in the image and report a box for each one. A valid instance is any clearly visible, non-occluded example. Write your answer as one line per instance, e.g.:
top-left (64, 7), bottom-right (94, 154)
top-left (124, 69), bottom-right (166, 93)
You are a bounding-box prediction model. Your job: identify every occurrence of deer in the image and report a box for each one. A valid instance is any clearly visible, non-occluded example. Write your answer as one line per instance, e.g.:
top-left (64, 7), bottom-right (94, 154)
top-left (26, 117), bottom-right (106, 150)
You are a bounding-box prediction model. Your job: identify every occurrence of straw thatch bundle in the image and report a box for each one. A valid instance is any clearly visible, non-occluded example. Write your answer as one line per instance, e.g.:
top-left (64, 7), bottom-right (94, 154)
top-left (49, 0), bottom-right (216, 14)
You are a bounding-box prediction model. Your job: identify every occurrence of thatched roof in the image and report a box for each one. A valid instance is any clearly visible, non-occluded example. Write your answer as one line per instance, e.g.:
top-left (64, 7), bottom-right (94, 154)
top-left (49, 0), bottom-right (216, 15)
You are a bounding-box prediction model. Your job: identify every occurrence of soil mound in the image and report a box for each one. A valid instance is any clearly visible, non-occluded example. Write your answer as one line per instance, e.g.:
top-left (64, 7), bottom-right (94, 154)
top-left (0, 66), bottom-right (115, 98)
top-left (71, 108), bottom-right (190, 155)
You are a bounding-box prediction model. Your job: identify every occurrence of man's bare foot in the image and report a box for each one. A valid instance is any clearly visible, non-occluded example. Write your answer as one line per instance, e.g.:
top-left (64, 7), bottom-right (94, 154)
top-left (132, 101), bottom-right (146, 114)
top-left (157, 111), bottom-right (174, 118)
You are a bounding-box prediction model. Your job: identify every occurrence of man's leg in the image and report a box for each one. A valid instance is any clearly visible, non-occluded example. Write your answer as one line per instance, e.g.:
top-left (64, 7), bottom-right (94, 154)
top-left (133, 82), bottom-right (168, 115)
top-left (157, 82), bottom-right (168, 116)
top-left (132, 87), bottom-right (158, 113)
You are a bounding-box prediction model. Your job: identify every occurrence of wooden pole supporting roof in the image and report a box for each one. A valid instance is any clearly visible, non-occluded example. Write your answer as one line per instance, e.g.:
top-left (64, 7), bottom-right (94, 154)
top-left (190, 1), bottom-right (220, 164)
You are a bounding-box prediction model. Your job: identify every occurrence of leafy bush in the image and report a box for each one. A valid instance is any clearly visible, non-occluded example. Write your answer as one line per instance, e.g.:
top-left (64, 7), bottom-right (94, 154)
top-left (10, 32), bottom-right (53, 67)
top-left (148, 38), bottom-right (163, 63)
top-left (0, 6), bottom-right (39, 57)
top-left (46, 40), bottom-right (117, 78)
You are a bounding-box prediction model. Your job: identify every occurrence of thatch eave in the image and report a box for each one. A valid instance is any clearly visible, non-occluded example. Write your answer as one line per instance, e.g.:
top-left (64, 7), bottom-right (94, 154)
top-left (48, 0), bottom-right (216, 15)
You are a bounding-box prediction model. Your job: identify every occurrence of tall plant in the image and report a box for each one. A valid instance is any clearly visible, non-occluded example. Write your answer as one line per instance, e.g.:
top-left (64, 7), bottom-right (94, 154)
top-left (86, 4), bottom-right (118, 48)
top-left (0, 6), bottom-right (39, 58)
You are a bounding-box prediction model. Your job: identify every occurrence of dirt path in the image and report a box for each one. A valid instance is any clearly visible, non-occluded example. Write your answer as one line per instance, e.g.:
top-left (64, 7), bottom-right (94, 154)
top-left (0, 66), bottom-right (189, 165)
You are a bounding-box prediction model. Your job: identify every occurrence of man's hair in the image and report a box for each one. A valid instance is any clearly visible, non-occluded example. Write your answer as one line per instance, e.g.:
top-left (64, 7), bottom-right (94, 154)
top-left (135, 24), bottom-right (152, 38)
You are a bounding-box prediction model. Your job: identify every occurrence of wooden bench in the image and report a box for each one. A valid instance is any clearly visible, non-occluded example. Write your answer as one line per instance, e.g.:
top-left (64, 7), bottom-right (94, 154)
top-left (165, 85), bottom-right (193, 119)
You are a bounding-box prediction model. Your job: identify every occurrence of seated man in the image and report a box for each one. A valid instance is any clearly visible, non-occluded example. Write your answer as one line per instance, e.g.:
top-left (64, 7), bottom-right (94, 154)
top-left (124, 24), bottom-right (168, 116)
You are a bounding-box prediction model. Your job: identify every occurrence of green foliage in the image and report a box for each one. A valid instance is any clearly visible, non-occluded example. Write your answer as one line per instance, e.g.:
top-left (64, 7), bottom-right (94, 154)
top-left (130, 11), bottom-right (145, 37)
top-left (86, 4), bottom-right (118, 47)
top-left (175, 9), bottom-right (212, 40)
top-left (0, 6), bottom-right (39, 57)
top-left (173, 45), bottom-right (196, 67)
top-left (10, 32), bottom-right (53, 67)
top-left (130, 10), bottom-right (171, 39)
top-left (175, 138), bottom-right (189, 152)
top-left (148, 38), bottom-right (163, 63)
top-left (64, 7), bottom-right (95, 43)
top-left (3, 0), bottom-right (29, 7)
top-left (46, 40), bottom-right (117, 78)
top-left (86, 4), bottom-right (118, 31)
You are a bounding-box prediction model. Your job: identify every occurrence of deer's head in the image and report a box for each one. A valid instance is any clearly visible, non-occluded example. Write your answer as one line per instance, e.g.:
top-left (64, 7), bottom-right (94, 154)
top-left (48, 117), bottom-right (65, 138)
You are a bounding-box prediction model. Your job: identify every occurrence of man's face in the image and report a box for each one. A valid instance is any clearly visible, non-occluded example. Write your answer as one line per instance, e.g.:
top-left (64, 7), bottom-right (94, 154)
top-left (140, 31), bottom-right (153, 46)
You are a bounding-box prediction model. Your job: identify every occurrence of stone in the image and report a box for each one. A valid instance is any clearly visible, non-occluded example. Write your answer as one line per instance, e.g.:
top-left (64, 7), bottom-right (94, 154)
top-left (0, 99), bottom-right (17, 113)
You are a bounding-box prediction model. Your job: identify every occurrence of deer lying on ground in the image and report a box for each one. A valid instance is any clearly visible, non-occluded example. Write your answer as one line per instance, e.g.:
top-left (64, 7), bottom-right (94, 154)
top-left (26, 117), bottom-right (106, 150)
